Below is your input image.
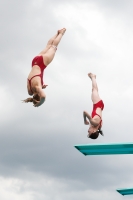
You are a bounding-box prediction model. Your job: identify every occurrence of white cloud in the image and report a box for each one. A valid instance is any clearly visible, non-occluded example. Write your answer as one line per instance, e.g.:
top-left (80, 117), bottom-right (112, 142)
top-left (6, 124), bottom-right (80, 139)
top-left (0, 177), bottom-right (32, 200)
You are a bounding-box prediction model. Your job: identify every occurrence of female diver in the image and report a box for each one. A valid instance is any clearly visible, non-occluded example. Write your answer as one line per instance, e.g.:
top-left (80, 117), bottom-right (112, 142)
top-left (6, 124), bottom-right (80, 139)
top-left (83, 73), bottom-right (104, 139)
top-left (23, 28), bottom-right (66, 107)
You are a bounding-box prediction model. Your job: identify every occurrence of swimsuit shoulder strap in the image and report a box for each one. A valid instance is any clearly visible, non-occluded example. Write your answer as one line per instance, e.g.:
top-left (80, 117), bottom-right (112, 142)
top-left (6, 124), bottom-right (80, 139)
top-left (28, 74), bottom-right (41, 93)
top-left (28, 74), bottom-right (41, 82)
top-left (95, 113), bottom-right (102, 128)
top-left (95, 113), bottom-right (101, 119)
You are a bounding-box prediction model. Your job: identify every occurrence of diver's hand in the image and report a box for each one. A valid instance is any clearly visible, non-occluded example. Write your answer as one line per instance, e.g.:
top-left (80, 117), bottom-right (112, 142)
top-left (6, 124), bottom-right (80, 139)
top-left (42, 85), bottom-right (48, 89)
top-left (33, 100), bottom-right (40, 107)
top-left (33, 97), bottom-right (45, 107)
top-left (84, 120), bottom-right (89, 125)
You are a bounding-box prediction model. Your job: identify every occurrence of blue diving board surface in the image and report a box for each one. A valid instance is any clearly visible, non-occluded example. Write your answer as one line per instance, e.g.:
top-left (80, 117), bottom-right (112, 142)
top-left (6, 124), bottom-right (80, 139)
top-left (74, 142), bottom-right (133, 156)
top-left (117, 188), bottom-right (133, 196)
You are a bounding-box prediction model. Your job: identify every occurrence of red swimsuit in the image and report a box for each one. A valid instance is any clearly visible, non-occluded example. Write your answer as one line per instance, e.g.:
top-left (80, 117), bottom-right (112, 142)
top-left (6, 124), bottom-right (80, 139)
top-left (91, 100), bottom-right (104, 128)
top-left (28, 56), bottom-right (47, 92)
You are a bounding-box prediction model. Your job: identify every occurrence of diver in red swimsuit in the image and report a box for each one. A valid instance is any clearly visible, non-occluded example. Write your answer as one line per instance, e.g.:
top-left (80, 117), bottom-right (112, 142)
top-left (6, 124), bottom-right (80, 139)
top-left (22, 28), bottom-right (66, 107)
top-left (83, 73), bottom-right (104, 139)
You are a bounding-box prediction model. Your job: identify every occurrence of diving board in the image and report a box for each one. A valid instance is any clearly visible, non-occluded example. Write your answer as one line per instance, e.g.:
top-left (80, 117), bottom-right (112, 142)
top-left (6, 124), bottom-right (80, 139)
top-left (117, 188), bottom-right (133, 196)
top-left (74, 142), bottom-right (133, 156)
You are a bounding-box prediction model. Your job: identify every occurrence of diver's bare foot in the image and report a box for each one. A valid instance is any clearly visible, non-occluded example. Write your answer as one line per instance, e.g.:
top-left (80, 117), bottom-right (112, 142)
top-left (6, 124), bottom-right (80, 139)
top-left (88, 73), bottom-right (96, 79)
top-left (58, 28), bottom-right (66, 35)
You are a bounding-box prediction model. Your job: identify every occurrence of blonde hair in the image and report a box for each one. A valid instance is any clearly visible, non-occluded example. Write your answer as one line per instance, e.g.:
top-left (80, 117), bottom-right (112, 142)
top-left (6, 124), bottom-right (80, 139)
top-left (22, 94), bottom-right (40, 106)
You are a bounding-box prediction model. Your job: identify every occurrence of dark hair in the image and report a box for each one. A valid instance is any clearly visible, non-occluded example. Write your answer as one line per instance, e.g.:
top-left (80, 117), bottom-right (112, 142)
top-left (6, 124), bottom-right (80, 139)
top-left (88, 129), bottom-right (104, 140)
